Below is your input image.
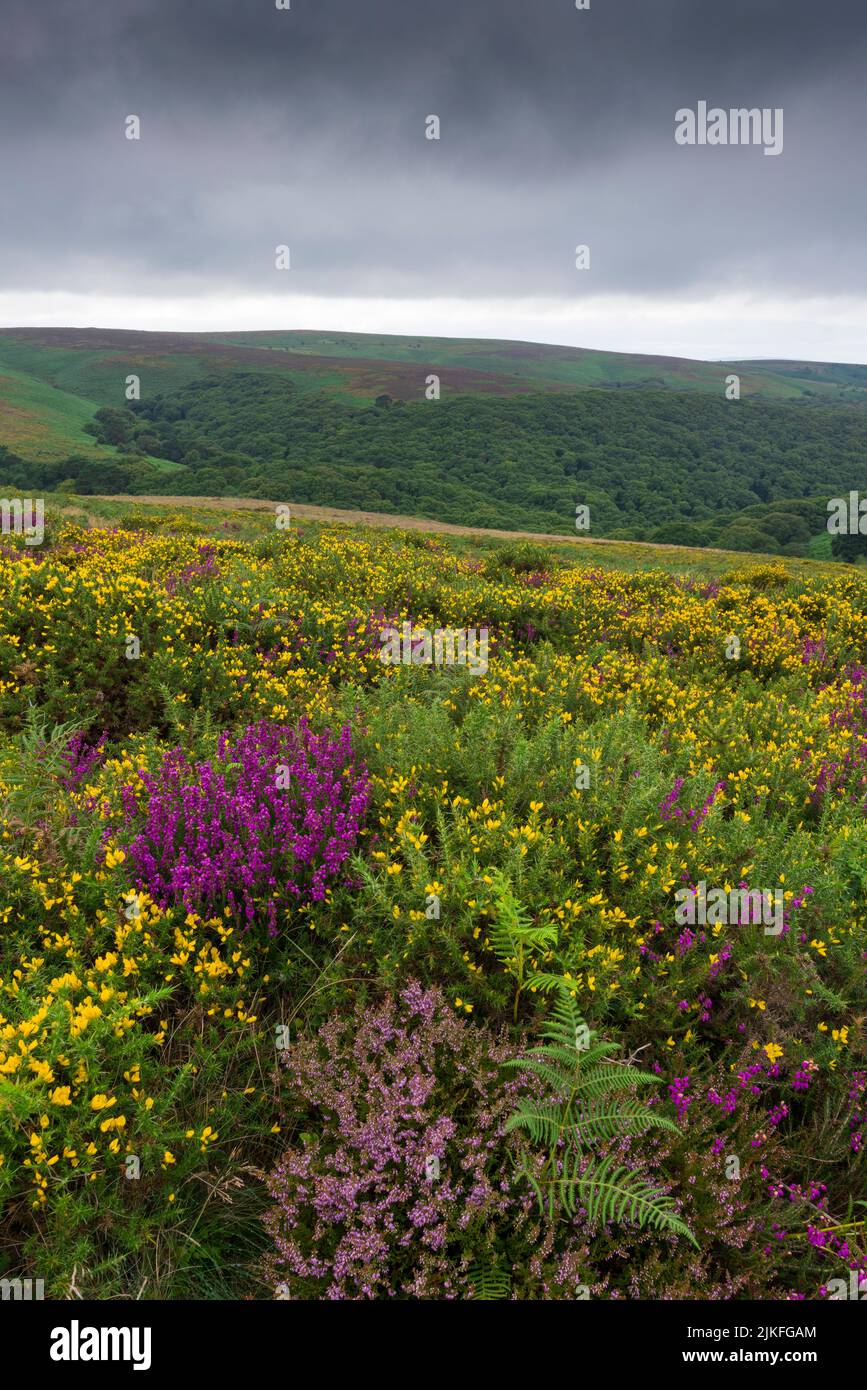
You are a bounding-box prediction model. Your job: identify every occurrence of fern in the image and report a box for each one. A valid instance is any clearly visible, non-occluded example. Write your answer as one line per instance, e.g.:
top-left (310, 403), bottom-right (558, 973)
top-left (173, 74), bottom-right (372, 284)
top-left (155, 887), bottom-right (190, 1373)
top-left (467, 1261), bottom-right (511, 1300)
top-left (505, 979), bottom-right (696, 1246)
top-left (488, 868), bottom-right (558, 1023)
top-left (0, 704), bottom-right (89, 833)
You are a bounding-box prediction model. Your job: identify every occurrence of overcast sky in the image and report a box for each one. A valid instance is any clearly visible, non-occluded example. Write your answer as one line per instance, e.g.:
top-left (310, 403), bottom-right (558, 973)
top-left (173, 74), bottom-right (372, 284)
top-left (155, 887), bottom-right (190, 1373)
top-left (1, 0), bottom-right (865, 360)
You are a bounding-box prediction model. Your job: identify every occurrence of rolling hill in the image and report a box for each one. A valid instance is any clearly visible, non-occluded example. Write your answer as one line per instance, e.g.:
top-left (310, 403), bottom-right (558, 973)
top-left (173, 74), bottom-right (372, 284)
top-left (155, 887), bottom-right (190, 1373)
top-left (2, 326), bottom-right (867, 453)
top-left (0, 327), bottom-right (865, 557)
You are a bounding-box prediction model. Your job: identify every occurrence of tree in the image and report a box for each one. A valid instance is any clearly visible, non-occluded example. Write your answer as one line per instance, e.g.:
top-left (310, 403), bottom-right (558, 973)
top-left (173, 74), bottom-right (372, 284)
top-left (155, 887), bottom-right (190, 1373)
top-left (831, 532), bottom-right (867, 563)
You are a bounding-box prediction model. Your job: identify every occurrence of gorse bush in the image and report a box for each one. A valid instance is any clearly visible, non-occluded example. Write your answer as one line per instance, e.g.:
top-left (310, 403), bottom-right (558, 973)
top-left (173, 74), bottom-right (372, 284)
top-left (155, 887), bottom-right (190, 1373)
top-left (484, 540), bottom-right (553, 577)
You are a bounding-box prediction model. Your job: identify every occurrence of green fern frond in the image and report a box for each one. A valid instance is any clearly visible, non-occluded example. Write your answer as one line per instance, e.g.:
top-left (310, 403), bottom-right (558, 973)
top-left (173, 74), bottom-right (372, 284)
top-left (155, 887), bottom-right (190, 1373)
top-left (0, 705), bottom-right (91, 831)
top-left (501, 1055), bottom-right (574, 1093)
top-left (570, 1152), bottom-right (697, 1245)
top-left (467, 1262), bottom-right (511, 1300)
top-left (526, 971), bottom-right (576, 996)
top-left (504, 977), bottom-right (695, 1246)
top-left (570, 1064), bottom-right (661, 1099)
top-left (518, 1044), bottom-right (597, 1070)
top-left (490, 920), bottom-right (558, 965)
top-left (574, 1100), bottom-right (681, 1143)
top-left (504, 1100), bottom-right (567, 1147)
top-left (487, 868), bottom-right (558, 1022)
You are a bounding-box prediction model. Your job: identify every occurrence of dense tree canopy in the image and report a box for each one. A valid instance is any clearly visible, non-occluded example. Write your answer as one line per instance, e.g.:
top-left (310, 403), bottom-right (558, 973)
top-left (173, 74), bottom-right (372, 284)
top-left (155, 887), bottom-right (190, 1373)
top-left (3, 373), bottom-right (866, 556)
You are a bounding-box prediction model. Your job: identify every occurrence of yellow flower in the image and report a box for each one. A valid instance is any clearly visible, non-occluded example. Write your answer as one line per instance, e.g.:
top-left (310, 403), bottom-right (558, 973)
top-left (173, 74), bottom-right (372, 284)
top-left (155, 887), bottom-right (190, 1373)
top-left (763, 1043), bottom-right (784, 1063)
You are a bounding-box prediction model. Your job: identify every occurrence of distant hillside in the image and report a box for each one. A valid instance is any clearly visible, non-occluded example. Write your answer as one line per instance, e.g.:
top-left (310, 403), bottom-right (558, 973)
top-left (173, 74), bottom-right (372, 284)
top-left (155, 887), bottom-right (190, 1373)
top-left (2, 327), bottom-right (867, 466)
top-left (0, 327), bottom-right (865, 557)
top-left (1, 368), bottom-right (865, 556)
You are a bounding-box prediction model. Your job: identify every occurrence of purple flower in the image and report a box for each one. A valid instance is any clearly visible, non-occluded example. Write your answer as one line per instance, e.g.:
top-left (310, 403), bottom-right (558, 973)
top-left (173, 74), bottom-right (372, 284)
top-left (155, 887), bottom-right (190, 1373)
top-left (118, 719), bottom-right (369, 932)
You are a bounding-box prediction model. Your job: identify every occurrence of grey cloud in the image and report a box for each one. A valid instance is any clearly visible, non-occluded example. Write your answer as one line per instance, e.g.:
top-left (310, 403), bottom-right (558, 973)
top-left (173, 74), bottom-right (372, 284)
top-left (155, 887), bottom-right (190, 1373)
top-left (0, 0), bottom-right (865, 303)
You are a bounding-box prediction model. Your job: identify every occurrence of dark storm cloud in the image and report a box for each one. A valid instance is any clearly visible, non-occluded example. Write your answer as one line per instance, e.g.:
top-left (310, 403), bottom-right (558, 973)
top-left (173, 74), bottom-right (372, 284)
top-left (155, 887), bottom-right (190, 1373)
top-left (0, 0), bottom-right (865, 301)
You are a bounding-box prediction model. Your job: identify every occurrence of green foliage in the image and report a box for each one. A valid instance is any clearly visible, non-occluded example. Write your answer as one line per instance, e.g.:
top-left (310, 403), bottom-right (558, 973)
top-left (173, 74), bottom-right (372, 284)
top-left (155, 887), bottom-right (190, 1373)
top-left (489, 868), bottom-right (558, 1022)
top-left (0, 705), bottom-right (88, 832)
top-left (831, 531), bottom-right (867, 563)
top-left (0, 503), bottom-right (863, 1300)
top-left (6, 371), bottom-right (860, 554)
top-left (484, 540), bottom-right (553, 576)
top-left (505, 987), bottom-right (694, 1243)
top-left (467, 1261), bottom-right (512, 1300)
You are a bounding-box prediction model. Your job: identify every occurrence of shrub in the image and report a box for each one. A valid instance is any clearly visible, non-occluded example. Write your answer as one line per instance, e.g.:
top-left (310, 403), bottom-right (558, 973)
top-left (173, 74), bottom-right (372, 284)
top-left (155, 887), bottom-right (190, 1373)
top-left (263, 984), bottom-right (716, 1300)
top-left (119, 719), bottom-right (369, 932)
top-left (484, 540), bottom-right (554, 577)
top-left (263, 983), bottom-right (544, 1298)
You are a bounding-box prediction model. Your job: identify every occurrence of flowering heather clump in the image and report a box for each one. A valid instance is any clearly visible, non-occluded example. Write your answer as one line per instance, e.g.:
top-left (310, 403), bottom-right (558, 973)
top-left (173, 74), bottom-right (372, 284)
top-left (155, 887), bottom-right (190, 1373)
top-left (119, 719), bottom-right (369, 930)
top-left (164, 543), bottom-right (220, 596)
top-left (264, 982), bottom-right (533, 1299)
top-left (659, 776), bottom-right (726, 831)
top-left (59, 730), bottom-right (108, 792)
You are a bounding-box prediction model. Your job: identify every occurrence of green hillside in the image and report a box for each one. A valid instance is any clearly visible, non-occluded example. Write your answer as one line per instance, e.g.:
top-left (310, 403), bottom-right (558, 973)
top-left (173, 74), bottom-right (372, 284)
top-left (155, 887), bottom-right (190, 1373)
top-left (0, 361), bottom-right (120, 462)
top-left (0, 336), bottom-right (186, 470)
top-left (0, 327), bottom-right (865, 557)
top-left (210, 330), bottom-right (850, 399)
top-left (2, 327), bottom-right (867, 449)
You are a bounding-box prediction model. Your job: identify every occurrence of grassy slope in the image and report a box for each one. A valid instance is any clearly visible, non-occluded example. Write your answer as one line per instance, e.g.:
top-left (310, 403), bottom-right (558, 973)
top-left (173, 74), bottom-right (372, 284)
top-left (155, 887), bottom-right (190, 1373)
top-left (0, 339), bottom-right (184, 469)
top-left (4, 328), bottom-right (867, 406)
top-left (0, 362), bottom-right (118, 462)
top-left (2, 326), bottom-right (866, 467)
top-left (210, 330), bottom-right (867, 400)
top-left (0, 329), bottom-right (559, 421)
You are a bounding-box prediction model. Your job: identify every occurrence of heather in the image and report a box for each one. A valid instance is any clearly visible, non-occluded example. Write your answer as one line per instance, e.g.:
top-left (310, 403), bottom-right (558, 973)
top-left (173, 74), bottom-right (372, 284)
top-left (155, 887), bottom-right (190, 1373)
top-left (117, 719), bottom-right (369, 931)
top-left (0, 503), bottom-right (864, 1301)
top-left (264, 982), bottom-right (532, 1299)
